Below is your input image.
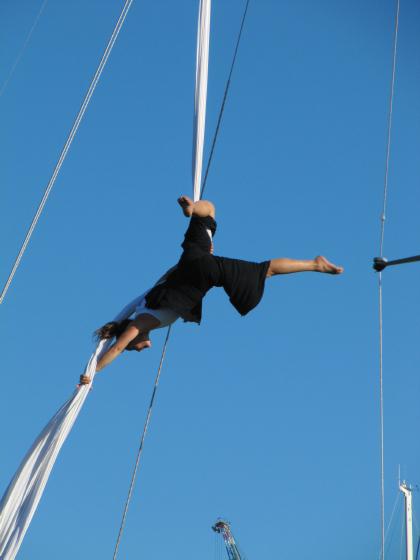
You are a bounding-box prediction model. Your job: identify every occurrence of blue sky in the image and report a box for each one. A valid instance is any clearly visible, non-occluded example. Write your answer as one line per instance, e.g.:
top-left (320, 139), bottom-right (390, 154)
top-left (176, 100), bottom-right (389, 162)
top-left (1, 1), bottom-right (420, 558)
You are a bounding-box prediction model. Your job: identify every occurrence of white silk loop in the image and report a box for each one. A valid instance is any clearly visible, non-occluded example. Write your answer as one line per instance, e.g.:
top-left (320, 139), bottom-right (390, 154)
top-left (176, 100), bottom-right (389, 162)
top-left (192, 0), bottom-right (211, 202)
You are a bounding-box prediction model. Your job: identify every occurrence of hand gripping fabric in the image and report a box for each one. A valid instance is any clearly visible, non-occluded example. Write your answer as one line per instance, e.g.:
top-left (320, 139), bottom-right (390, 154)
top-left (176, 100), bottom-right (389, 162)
top-left (0, 294), bottom-right (145, 560)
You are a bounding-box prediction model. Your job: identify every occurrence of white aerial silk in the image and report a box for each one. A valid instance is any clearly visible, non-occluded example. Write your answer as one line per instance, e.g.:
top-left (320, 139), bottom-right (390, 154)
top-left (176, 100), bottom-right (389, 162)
top-left (0, 346), bottom-right (104, 560)
top-left (0, 3), bottom-right (212, 559)
top-left (192, 0), bottom-right (211, 202)
top-left (0, 294), bottom-right (145, 560)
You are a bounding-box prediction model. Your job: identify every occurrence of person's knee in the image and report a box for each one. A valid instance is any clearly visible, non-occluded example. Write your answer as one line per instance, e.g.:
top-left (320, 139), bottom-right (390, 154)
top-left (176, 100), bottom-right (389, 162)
top-left (266, 260), bottom-right (274, 278)
top-left (134, 340), bottom-right (152, 352)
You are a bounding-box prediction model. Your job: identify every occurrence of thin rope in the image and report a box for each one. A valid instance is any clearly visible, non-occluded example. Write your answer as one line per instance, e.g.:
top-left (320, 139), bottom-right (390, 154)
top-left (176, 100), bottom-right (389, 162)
top-left (381, 491), bottom-right (402, 559)
top-left (379, 0), bottom-right (400, 257)
top-left (386, 492), bottom-right (402, 544)
top-left (112, 325), bottom-right (172, 560)
top-left (0, 0), bottom-right (49, 98)
top-left (0, 0), bottom-right (135, 305)
top-left (378, 3), bottom-right (400, 560)
top-left (379, 274), bottom-right (386, 560)
top-left (200, 0), bottom-right (250, 199)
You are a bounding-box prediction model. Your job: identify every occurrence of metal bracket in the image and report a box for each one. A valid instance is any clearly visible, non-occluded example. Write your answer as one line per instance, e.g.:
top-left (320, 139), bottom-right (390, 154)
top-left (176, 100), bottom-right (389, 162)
top-left (373, 255), bottom-right (420, 272)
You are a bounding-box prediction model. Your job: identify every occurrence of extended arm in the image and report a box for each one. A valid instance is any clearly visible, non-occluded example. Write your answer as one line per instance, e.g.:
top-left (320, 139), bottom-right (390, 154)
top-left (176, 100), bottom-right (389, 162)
top-left (79, 326), bottom-right (139, 385)
top-left (96, 326), bottom-right (139, 372)
top-left (80, 314), bottom-right (161, 384)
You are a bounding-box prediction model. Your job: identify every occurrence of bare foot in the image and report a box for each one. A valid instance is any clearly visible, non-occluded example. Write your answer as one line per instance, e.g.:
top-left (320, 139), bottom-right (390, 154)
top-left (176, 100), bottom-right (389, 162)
top-left (177, 195), bottom-right (194, 217)
top-left (314, 256), bottom-right (344, 274)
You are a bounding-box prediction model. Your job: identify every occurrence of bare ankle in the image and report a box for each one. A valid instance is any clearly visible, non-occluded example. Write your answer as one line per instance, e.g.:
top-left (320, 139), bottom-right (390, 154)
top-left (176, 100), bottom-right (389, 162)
top-left (313, 259), bottom-right (321, 272)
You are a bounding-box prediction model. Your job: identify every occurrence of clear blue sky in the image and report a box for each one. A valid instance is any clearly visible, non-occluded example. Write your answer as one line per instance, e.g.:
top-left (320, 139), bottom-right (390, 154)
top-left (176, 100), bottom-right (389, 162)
top-left (1, 1), bottom-right (420, 558)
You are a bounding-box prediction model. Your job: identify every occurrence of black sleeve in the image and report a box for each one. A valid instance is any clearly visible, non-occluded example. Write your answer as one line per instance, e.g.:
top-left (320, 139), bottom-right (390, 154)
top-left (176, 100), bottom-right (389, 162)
top-left (181, 216), bottom-right (217, 253)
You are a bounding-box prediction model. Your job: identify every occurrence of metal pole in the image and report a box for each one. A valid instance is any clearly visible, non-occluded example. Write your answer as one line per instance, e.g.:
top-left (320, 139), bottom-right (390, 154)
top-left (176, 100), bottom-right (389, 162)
top-left (400, 482), bottom-right (414, 560)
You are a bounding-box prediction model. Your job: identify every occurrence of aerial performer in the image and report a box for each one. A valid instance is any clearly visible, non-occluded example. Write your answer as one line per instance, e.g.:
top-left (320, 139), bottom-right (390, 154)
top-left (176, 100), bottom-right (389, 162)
top-left (80, 195), bottom-right (343, 383)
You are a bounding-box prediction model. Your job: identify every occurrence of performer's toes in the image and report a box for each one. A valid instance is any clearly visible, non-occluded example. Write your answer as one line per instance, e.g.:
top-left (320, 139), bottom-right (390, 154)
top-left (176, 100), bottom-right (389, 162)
top-left (177, 195), bottom-right (194, 216)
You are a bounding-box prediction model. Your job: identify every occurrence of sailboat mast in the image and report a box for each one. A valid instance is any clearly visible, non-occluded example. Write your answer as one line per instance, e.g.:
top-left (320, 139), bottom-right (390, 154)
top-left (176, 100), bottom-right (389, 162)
top-left (399, 481), bottom-right (414, 560)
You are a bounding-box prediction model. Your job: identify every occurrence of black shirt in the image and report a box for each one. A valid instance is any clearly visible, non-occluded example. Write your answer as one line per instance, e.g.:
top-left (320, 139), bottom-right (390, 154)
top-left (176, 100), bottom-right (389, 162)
top-left (145, 215), bottom-right (269, 323)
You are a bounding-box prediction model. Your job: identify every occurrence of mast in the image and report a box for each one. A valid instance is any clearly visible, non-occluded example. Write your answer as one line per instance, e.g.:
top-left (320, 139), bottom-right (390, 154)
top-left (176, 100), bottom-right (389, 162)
top-left (212, 520), bottom-right (242, 560)
top-left (399, 481), bottom-right (414, 560)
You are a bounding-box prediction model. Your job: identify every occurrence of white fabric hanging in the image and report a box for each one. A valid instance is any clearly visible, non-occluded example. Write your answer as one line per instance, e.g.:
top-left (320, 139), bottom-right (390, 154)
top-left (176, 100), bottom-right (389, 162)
top-left (0, 1), bottom-right (213, 557)
top-left (0, 294), bottom-right (145, 560)
top-left (192, 0), bottom-right (211, 202)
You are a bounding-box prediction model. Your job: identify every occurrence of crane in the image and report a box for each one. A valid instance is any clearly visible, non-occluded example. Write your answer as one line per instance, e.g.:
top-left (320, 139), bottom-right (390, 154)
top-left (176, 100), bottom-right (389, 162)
top-left (212, 520), bottom-right (243, 560)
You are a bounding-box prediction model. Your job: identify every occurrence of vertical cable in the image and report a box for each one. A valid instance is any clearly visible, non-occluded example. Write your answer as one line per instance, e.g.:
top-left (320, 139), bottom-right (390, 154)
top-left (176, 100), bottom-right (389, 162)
top-left (378, 2), bottom-right (400, 560)
top-left (379, 0), bottom-right (400, 256)
top-left (379, 271), bottom-right (386, 560)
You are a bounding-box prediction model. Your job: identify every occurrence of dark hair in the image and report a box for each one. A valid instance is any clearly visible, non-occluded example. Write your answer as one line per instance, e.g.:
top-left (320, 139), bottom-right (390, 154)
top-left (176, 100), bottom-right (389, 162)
top-left (94, 319), bottom-right (131, 341)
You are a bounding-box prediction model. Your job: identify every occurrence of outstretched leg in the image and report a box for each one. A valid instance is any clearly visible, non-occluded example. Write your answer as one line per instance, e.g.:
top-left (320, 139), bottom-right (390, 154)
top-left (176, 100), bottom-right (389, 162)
top-left (177, 195), bottom-right (215, 219)
top-left (266, 255), bottom-right (343, 277)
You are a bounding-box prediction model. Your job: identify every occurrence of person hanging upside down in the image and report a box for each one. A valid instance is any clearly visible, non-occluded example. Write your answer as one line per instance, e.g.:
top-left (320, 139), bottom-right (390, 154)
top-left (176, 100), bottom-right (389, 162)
top-left (80, 196), bottom-right (343, 383)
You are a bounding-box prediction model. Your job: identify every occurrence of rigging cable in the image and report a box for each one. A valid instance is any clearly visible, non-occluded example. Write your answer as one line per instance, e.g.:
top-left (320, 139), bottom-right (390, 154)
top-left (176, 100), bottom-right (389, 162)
top-left (382, 492), bottom-right (402, 559)
top-left (111, 1), bottom-right (251, 557)
top-left (0, 0), bottom-right (135, 305)
top-left (382, 491), bottom-right (402, 559)
top-left (0, 0), bottom-right (49, 98)
top-left (112, 326), bottom-right (172, 560)
top-left (378, 2), bottom-right (400, 560)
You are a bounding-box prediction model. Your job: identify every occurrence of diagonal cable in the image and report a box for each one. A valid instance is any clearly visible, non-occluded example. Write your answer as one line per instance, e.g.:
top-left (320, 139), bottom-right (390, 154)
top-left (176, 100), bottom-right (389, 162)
top-left (0, 0), bottom-right (136, 305)
top-left (379, 0), bottom-right (400, 257)
top-left (0, 0), bottom-right (49, 98)
top-left (112, 325), bottom-right (172, 560)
